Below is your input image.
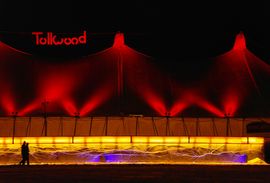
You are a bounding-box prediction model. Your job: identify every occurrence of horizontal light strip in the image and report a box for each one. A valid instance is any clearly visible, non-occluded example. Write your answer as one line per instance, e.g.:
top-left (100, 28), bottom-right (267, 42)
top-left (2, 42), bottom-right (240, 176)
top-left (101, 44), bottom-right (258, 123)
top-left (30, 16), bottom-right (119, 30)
top-left (0, 136), bottom-right (264, 145)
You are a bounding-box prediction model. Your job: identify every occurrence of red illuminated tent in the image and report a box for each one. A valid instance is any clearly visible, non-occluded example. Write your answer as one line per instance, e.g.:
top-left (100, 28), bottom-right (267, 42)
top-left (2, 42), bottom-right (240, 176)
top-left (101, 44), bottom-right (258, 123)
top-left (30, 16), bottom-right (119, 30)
top-left (0, 32), bottom-right (270, 117)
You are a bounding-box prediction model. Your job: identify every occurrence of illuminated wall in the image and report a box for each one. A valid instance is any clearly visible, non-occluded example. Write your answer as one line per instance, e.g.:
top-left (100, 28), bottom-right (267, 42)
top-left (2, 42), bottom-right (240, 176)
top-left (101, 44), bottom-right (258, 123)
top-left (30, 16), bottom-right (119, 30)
top-left (0, 116), bottom-right (269, 137)
top-left (0, 136), bottom-right (264, 165)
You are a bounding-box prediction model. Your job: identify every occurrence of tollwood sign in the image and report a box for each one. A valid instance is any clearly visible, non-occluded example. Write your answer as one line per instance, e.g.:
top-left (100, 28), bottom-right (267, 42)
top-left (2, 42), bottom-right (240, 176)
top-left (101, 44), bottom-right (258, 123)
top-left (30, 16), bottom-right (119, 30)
top-left (32, 31), bottom-right (87, 46)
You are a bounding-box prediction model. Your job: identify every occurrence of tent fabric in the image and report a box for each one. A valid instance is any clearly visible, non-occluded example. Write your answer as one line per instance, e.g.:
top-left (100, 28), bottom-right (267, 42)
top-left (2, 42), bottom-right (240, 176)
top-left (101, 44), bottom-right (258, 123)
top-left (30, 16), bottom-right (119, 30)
top-left (0, 32), bottom-right (270, 117)
top-left (0, 116), bottom-right (266, 137)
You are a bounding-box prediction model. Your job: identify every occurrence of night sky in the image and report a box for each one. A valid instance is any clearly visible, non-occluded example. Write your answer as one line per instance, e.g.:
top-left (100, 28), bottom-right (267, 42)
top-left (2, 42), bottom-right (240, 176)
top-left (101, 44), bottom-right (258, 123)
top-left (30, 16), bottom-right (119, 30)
top-left (0, 1), bottom-right (270, 80)
top-left (0, 1), bottom-right (269, 58)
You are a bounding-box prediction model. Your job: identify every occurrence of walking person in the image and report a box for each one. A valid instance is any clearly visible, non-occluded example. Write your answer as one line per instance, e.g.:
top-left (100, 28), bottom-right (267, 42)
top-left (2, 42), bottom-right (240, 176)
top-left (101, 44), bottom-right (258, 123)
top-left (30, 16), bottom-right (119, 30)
top-left (25, 143), bottom-right (30, 165)
top-left (19, 141), bottom-right (30, 165)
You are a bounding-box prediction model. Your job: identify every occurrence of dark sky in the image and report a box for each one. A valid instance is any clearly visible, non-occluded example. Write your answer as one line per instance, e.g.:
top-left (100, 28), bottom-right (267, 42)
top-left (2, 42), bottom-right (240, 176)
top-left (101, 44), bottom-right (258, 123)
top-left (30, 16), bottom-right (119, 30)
top-left (0, 1), bottom-right (270, 62)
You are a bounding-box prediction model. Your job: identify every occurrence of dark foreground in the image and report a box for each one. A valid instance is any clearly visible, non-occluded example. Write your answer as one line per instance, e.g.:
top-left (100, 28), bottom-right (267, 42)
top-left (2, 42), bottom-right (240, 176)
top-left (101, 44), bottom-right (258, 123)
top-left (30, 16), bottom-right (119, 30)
top-left (0, 164), bottom-right (269, 183)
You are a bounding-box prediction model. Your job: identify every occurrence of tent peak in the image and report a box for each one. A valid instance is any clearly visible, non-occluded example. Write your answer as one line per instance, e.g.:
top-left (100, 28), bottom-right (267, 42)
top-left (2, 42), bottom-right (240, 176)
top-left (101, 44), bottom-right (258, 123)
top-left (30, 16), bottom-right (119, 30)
top-left (113, 31), bottom-right (125, 48)
top-left (233, 31), bottom-right (246, 51)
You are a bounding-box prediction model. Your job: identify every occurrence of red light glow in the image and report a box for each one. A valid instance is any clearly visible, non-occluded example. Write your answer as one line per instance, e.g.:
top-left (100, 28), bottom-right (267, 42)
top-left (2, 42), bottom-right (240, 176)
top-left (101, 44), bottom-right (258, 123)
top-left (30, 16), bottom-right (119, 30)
top-left (1, 31), bottom-right (270, 117)
top-left (202, 32), bottom-right (270, 117)
top-left (18, 100), bottom-right (41, 116)
top-left (142, 89), bottom-right (167, 116)
top-left (170, 90), bottom-right (224, 117)
top-left (222, 91), bottom-right (239, 117)
top-left (195, 98), bottom-right (224, 117)
top-left (79, 83), bottom-right (114, 116)
top-left (61, 98), bottom-right (78, 116)
top-left (169, 101), bottom-right (188, 116)
top-left (38, 68), bottom-right (76, 102)
top-left (233, 32), bottom-right (246, 51)
top-left (113, 32), bottom-right (125, 48)
top-left (0, 90), bottom-right (15, 115)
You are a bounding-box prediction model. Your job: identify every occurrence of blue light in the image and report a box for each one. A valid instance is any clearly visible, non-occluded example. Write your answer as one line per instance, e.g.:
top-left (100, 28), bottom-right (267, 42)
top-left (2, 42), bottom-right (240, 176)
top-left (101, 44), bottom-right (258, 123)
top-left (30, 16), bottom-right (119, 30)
top-left (103, 154), bottom-right (123, 162)
top-left (237, 154), bottom-right (247, 163)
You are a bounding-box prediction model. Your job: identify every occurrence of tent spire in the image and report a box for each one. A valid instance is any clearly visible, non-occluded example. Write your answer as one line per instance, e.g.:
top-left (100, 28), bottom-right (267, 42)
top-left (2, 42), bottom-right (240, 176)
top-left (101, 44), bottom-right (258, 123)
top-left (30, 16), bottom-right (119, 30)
top-left (233, 31), bottom-right (246, 51)
top-left (113, 31), bottom-right (125, 48)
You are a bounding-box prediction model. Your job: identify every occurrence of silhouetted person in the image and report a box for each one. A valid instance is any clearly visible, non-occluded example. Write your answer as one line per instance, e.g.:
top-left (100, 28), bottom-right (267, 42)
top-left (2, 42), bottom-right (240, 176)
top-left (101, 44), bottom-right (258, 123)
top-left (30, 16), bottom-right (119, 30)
top-left (19, 141), bottom-right (29, 165)
top-left (19, 141), bottom-right (26, 165)
top-left (25, 143), bottom-right (30, 165)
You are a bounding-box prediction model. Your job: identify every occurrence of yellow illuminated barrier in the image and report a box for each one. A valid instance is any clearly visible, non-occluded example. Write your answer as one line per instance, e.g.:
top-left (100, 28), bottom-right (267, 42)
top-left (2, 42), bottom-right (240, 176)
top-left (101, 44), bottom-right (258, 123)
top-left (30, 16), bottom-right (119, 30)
top-left (0, 136), bottom-right (264, 145)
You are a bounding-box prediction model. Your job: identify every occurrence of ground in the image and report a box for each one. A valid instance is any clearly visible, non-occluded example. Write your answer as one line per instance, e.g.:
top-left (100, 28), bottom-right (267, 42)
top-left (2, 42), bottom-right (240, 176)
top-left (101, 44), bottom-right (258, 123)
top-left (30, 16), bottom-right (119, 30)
top-left (0, 164), bottom-right (269, 183)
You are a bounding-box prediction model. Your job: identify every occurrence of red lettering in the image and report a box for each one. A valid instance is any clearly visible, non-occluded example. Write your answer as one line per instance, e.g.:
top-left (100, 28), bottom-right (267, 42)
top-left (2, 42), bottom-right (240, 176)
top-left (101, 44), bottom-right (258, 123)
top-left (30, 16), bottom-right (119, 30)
top-left (40, 37), bottom-right (47, 45)
top-left (53, 36), bottom-right (64, 45)
top-left (71, 37), bottom-right (79, 44)
top-left (32, 32), bottom-right (43, 45)
top-left (64, 38), bottom-right (72, 45)
top-left (32, 31), bottom-right (87, 46)
top-left (79, 31), bottom-right (86, 44)
top-left (48, 32), bottom-right (52, 45)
